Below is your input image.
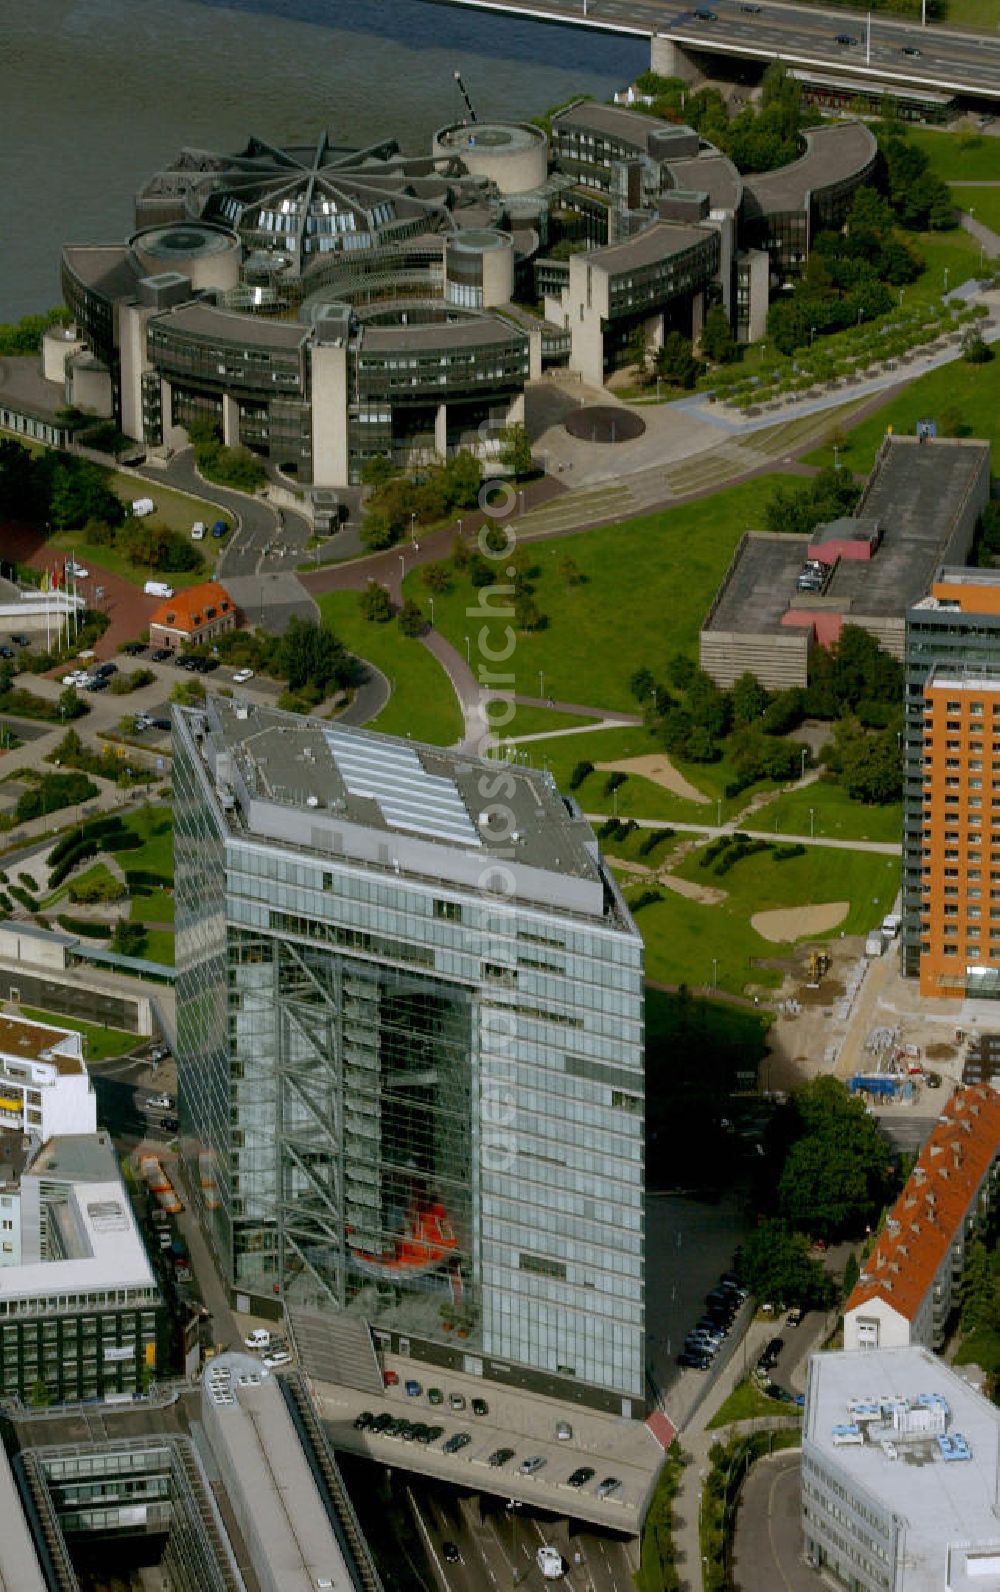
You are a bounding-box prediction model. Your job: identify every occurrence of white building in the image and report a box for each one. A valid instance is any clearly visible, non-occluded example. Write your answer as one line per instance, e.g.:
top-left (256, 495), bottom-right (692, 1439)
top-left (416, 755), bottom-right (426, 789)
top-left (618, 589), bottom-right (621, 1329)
top-left (803, 1346), bottom-right (1000, 1592)
top-left (0, 1013), bottom-right (96, 1145)
top-left (0, 1133), bottom-right (165, 1402)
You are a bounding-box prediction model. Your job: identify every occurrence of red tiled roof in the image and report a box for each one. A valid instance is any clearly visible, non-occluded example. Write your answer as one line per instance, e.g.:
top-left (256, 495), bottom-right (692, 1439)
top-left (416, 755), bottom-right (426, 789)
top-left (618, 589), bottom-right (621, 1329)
top-left (149, 580), bottom-right (232, 633)
top-left (845, 1084), bottom-right (1000, 1323)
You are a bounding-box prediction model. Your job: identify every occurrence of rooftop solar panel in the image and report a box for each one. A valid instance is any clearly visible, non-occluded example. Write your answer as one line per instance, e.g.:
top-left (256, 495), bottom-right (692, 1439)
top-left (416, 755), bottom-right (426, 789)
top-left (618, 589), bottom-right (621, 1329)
top-left (324, 729), bottom-right (482, 847)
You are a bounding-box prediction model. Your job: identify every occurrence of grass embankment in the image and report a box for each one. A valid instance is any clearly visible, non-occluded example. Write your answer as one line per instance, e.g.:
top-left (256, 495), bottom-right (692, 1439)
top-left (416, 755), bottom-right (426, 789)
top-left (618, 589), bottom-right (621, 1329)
top-left (805, 354), bottom-right (1000, 474)
top-left (18, 1005), bottom-right (138, 1061)
top-left (951, 187), bottom-right (1000, 236)
top-left (317, 591), bottom-right (464, 746)
top-left (707, 1378), bottom-right (802, 1430)
top-left (752, 782), bottom-right (902, 845)
top-left (404, 477), bottom-right (787, 716)
top-left (631, 841), bottom-right (899, 996)
top-left (905, 127), bottom-right (1000, 185)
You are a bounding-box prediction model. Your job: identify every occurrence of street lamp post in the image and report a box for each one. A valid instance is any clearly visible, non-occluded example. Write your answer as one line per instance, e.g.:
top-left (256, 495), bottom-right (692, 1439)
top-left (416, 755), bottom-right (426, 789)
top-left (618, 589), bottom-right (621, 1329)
top-left (428, 596), bottom-right (435, 626)
top-left (410, 511), bottom-right (417, 548)
top-left (538, 669), bottom-right (544, 701)
top-left (457, 517), bottom-right (464, 540)
top-left (398, 553), bottom-right (405, 583)
top-left (800, 747), bottom-right (807, 780)
top-left (809, 807), bottom-right (815, 839)
top-left (716, 796), bottom-right (722, 827)
top-left (712, 957), bottom-right (719, 989)
top-left (834, 444), bottom-right (841, 472)
top-left (464, 634), bottom-right (471, 665)
top-left (944, 266), bottom-right (950, 295)
top-left (809, 325), bottom-right (817, 347)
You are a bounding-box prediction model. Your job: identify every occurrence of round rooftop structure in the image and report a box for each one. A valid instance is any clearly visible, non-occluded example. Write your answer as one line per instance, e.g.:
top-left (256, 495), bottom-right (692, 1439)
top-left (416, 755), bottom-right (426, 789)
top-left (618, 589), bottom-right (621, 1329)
top-left (130, 222), bottom-right (241, 293)
top-left (445, 228), bottom-right (514, 308)
top-left (433, 121), bottom-right (547, 195)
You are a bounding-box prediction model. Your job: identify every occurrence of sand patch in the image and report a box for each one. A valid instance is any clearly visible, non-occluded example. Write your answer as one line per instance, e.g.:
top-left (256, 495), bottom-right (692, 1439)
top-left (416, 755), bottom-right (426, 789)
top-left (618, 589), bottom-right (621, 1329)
top-left (595, 754), bottom-right (708, 804)
top-left (659, 873), bottom-right (726, 905)
top-left (751, 902), bottom-right (849, 942)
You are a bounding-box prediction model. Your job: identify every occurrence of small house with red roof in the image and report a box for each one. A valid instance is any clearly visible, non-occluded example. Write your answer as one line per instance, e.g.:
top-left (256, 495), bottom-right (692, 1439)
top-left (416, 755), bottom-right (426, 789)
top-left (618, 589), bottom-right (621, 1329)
top-left (148, 580), bottom-right (236, 653)
top-left (844, 1084), bottom-right (1000, 1354)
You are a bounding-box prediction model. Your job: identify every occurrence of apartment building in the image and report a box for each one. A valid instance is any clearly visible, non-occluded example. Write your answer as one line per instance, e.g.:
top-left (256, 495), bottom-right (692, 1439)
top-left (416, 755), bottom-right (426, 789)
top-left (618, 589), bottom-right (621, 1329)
top-left (844, 1084), bottom-right (1000, 1353)
top-left (904, 567), bottom-right (1000, 992)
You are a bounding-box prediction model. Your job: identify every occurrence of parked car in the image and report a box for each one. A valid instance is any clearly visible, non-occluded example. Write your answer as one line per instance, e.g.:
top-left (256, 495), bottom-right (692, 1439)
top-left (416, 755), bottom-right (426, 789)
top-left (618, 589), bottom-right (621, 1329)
top-left (245, 1328), bottom-right (271, 1351)
top-left (123, 641), bottom-right (147, 655)
top-left (567, 1467), bottom-right (595, 1488)
top-left (444, 1432), bottom-right (471, 1454)
top-left (786, 1307), bottom-right (804, 1327)
top-left (232, 668), bottom-right (255, 684)
top-left (428, 1387), bottom-right (443, 1405)
top-left (677, 1350), bottom-right (711, 1370)
top-left (0, 646), bottom-right (13, 659)
top-left (489, 1447), bottom-right (515, 1468)
top-left (191, 522), bottom-right (206, 541)
top-left (150, 648), bottom-right (172, 662)
top-left (760, 1337), bottom-right (785, 1368)
top-left (159, 1116), bottom-right (179, 1133)
top-left (556, 1421), bottom-right (573, 1441)
top-left (149, 718), bottom-right (172, 731)
top-left (95, 662), bottom-right (117, 678)
top-left (443, 1543), bottom-right (460, 1564)
top-left (405, 1379), bottom-right (422, 1397)
top-left (211, 521), bottom-right (229, 538)
top-left (471, 1397), bottom-right (489, 1416)
top-left (520, 1455), bottom-right (546, 1476)
top-left (597, 1477), bottom-right (621, 1498)
top-left (383, 1369), bottom-right (399, 1387)
top-left (449, 1393), bottom-right (466, 1411)
top-left (10, 635), bottom-right (29, 647)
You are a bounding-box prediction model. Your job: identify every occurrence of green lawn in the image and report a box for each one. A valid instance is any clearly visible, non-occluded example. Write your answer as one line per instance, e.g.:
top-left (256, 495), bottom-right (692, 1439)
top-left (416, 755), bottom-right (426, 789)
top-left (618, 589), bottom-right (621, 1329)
top-left (402, 477), bottom-right (791, 716)
top-left (906, 127), bottom-right (1000, 184)
top-left (500, 705), bottom-right (601, 739)
top-left (119, 805), bottom-right (174, 878)
top-left (18, 1005), bottom-right (139, 1061)
top-left (632, 842), bottom-right (899, 995)
top-left (129, 887), bottom-right (174, 924)
top-left (318, 592), bottom-right (464, 746)
top-left (521, 725), bottom-right (719, 822)
top-left (804, 354), bottom-right (1000, 474)
top-left (751, 782), bottom-right (903, 845)
top-left (142, 928), bottom-right (175, 967)
top-left (707, 1379), bottom-right (801, 1429)
top-left (903, 227), bottom-right (986, 306)
top-left (952, 186), bottom-right (1000, 236)
top-left (42, 860), bottom-right (121, 910)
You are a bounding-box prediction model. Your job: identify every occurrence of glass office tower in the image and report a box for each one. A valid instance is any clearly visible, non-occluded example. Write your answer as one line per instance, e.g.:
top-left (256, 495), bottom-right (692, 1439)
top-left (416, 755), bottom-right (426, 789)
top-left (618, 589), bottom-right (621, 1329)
top-left (173, 701), bottom-right (645, 1412)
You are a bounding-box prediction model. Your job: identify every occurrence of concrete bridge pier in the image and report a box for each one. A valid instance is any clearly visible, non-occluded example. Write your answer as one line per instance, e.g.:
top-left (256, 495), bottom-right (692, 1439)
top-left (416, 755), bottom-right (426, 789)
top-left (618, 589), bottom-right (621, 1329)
top-left (650, 33), bottom-right (703, 83)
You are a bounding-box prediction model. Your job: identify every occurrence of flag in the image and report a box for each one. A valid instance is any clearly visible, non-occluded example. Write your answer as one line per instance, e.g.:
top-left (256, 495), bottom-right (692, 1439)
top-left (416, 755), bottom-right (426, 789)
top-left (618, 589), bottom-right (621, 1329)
top-left (40, 569), bottom-right (49, 592)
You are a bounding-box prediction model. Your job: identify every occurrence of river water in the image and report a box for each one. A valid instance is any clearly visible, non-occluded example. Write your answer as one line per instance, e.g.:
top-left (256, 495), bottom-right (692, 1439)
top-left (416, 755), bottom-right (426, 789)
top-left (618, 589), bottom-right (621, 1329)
top-left (1, 0), bottom-right (646, 320)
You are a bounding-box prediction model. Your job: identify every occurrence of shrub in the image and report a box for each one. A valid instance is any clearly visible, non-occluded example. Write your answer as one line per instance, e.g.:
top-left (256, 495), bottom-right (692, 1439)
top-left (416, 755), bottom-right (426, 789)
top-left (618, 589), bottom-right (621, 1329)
top-left (603, 771), bottom-right (627, 797)
top-left (569, 761), bottom-right (594, 790)
top-left (57, 915), bottom-right (113, 939)
top-left (638, 828), bottom-right (675, 857)
top-left (773, 842), bottom-right (807, 862)
top-left (629, 888), bottom-right (663, 912)
top-left (15, 772), bottom-right (99, 824)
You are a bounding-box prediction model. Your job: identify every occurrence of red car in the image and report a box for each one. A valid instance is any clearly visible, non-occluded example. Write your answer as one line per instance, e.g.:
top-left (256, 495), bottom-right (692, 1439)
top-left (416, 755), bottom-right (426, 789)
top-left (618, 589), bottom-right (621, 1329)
top-left (383, 1369), bottom-right (399, 1387)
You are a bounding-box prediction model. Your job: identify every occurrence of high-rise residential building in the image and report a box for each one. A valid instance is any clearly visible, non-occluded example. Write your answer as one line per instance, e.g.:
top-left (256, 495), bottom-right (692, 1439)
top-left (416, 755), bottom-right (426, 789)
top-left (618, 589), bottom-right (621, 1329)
top-left (173, 700), bottom-right (645, 1414)
top-left (903, 568), bottom-right (1000, 994)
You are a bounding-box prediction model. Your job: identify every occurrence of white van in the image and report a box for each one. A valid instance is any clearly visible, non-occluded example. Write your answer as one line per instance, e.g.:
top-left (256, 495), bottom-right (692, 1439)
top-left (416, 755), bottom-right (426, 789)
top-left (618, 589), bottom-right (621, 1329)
top-left (144, 580), bottom-right (175, 600)
top-left (131, 497), bottom-right (155, 518)
top-left (537, 1547), bottom-right (564, 1580)
top-left (191, 522), bottom-right (205, 541)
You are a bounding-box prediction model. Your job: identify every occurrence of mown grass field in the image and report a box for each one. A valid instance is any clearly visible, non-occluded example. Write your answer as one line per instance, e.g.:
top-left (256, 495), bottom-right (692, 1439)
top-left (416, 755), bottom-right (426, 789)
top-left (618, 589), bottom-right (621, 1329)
top-left (804, 354), bottom-right (1000, 473)
top-left (751, 782), bottom-right (903, 845)
top-left (951, 186), bottom-right (1000, 235)
top-left (317, 591), bottom-right (464, 746)
top-left (19, 1005), bottom-right (138, 1061)
top-left (630, 840), bottom-right (899, 996)
top-left (402, 476), bottom-right (789, 716)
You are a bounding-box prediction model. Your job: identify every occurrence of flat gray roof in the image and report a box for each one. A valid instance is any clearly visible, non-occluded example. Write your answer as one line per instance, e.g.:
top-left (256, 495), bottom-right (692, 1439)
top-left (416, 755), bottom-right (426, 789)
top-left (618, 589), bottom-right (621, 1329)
top-left (360, 315), bottom-right (526, 352)
top-left (585, 220), bottom-right (711, 274)
top-left (552, 100), bottom-right (672, 151)
top-left (62, 244), bottom-right (140, 302)
top-left (0, 359), bottom-right (74, 423)
top-left (192, 698), bottom-right (605, 885)
top-left (743, 121), bottom-right (876, 216)
top-left (706, 438), bottom-right (990, 636)
top-left (664, 152), bottom-right (741, 213)
top-left (203, 1356), bottom-right (356, 1591)
top-left (0, 1441), bottom-right (45, 1592)
top-left (155, 301), bottom-right (310, 350)
top-left (0, 919), bottom-right (78, 947)
top-left (805, 1347), bottom-right (1000, 1592)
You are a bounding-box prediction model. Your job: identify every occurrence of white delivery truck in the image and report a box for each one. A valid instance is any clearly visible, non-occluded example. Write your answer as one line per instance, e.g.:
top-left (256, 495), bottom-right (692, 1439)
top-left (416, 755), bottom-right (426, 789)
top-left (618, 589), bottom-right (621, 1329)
top-left (131, 497), bottom-right (155, 517)
top-left (144, 581), bottom-right (174, 600)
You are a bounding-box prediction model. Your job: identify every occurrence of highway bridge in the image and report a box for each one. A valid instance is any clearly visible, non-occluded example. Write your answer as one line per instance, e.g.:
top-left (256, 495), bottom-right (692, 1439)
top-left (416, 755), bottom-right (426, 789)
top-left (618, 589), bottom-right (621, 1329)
top-left (425, 0), bottom-right (1000, 102)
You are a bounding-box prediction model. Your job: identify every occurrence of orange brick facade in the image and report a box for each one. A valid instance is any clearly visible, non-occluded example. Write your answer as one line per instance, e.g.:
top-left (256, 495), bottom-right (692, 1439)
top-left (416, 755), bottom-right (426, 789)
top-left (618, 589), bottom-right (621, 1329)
top-left (919, 675), bottom-right (1000, 998)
